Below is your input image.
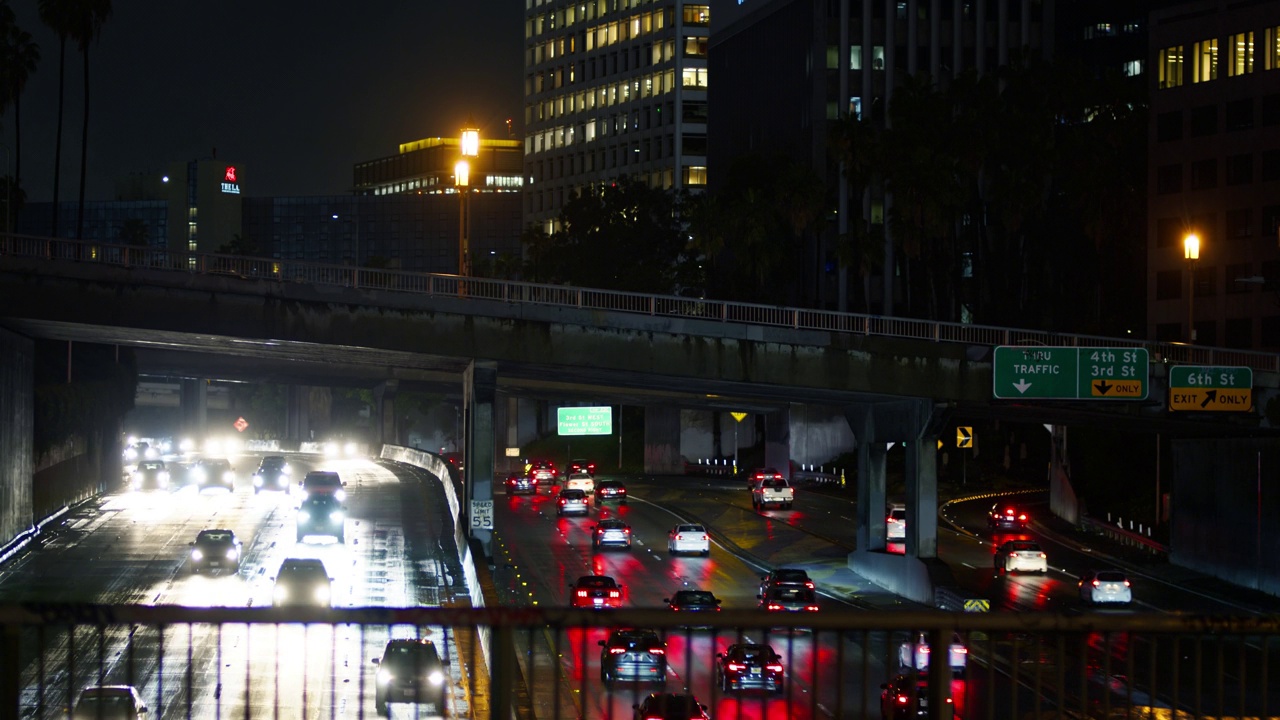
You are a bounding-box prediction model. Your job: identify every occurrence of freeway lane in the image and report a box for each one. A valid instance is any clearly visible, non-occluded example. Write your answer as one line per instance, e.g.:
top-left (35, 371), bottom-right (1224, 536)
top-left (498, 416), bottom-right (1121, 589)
top-left (0, 454), bottom-right (463, 720)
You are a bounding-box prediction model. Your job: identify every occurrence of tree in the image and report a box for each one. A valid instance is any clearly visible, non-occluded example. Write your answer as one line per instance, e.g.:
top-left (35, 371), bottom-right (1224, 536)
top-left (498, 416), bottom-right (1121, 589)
top-left (69, 0), bottom-right (111, 240)
top-left (0, 8), bottom-right (40, 233)
top-left (36, 0), bottom-right (74, 237)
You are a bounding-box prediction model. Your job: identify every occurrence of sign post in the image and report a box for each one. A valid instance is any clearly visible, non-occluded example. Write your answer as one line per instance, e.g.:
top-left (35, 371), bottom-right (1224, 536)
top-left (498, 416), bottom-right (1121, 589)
top-left (1168, 366), bottom-right (1253, 412)
top-left (992, 346), bottom-right (1148, 400)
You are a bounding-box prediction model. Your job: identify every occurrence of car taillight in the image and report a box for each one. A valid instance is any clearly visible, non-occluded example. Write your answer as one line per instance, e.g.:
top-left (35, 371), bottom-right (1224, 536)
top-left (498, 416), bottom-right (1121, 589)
top-left (766, 663), bottom-right (783, 672)
top-left (805, 605), bottom-right (819, 611)
top-left (1039, 552), bottom-right (1047, 558)
top-left (955, 647), bottom-right (968, 654)
top-left (623, 528), bottom-right (631, 534)
top-left (727, 662), bottom-right (745, 671)
top-left (645, 715), bottom-right (664, 720)
top-left (896, 694), bottom-right (909, 705)
top-left (767, 603), bottom-right (782, 611)
top-left (805, 581), bottom-right (815, 589)
top-left (609, 647), bottom-right (627, 654)
top-left (1124, 580), bottom-right (1131, 587)
top-left (919, 646), bottom-right (931, 653)
top-left (1092, 580), bottom-right (1101, 587)
top-left (648, 648), bottom-right (664, 655)
top-left (1018, 513), bottom-right (1028, 521)
top-left (608, 590), bottom-right (620, 598)
top-left (576, 590), bottom-right (588, 598)
top-left (559, 498), bottom-right (566, 505)
top-left (676, 534), bottom-right (684, 540)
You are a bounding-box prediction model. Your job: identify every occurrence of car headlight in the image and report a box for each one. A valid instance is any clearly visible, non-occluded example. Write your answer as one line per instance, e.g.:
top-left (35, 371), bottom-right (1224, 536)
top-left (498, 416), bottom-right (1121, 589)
top-left (329, 511), bottom-right (344, 522)
top-left (223, 471), bottom-right (235, 482)
top-left (144, 447), bottom-right (159, 459)
top-left (277, 475), bottom-right (289, 485)
top-left (179, 438), bottom-right (195, 452)
top-left (158, 471), bottom-right (170, 482)
top-left (131, 472), bottom-right (142, 481)
top-left (344, 442), bottom-right (358, 456)
top-left (273, 586), bottom-right (288, 602)
top-left (124, 448), bottom-right (138, 460)
top-left (192, 469), bottom-right (207, 481)
top-left (314, 585), bottom-right (330, 603)
top-left (298, 511), bottom-right (310, 522)
top-left (377, 669), bottom-right (393, 685)
top-left (253, 475), bottom-right (264, 486)
top-left (190, 549), bottom-right (203, 561)
top-left (225, 548), bottom-right (239, 560)
top-left (324, 442), bottom-right (339, 457)
top-left (334, 489), bottom-right (347, 502)
top-left (428, 670), bottom-right (444, 686)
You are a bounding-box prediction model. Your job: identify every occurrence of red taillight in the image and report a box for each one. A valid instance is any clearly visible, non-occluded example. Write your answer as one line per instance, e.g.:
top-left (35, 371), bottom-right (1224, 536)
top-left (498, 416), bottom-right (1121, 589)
top-left (648, 648), bottom-right (664, 655)
top-left (805, 581), bottom-right (815, 589)
top-left (531, 479), bottom-right (538, 485)
top-left (955, 647), bottom-right (968, 654)
top-left (676, 534), bottom-right (684, 540)
top-left (1018, 513), bottom-right (1028, 521)
top-left (766, 663), bottom-right (783, 672)
top-left (805, 605), bottom-right (819, 611)
top-left (919, 646), bottom-right (931, 654)
top-left (576, 589), bottom-right (588, 598)
top-left (896, 694), bottom-right (909, 705)
top-left (1124, 580), bottom-right (1131, 587)
top-left (727, 662), bottom-right (745, 671)
top-left (624, 528), bottom-right (631, 534)
top-left (766, 603), bottom-right (782, 611)
top-left (646, 716), bottom-right (664, 720)
top-left (1092, 580), bottom-right (1101, 587)
top-left (559, 498), bottom-right (566, 505)
top-left (608, 590), bottom-right (620, 598)
top-left (609, 647), bottom-right (626, 654)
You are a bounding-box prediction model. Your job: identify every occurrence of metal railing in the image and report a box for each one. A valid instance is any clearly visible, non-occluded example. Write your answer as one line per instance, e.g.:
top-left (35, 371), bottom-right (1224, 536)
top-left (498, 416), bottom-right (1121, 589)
top-left (3, 233), bottom-right (1277, 372)
top-left (2, 605), bottom-right (1277, 720)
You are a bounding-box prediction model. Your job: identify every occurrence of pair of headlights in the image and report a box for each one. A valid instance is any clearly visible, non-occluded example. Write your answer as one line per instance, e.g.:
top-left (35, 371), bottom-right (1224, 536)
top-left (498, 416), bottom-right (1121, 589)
top-left (190, 548), bottom-right (238, 561)
top-left (273, 585), bottom-right (330, 603)
top-left (377, 669), bottom-right (445, 686)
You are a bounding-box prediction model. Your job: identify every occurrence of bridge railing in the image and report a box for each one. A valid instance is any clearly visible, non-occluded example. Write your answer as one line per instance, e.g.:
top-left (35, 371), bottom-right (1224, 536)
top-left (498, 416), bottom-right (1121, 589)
top-left (4, 234), bottom-right (1277, 372)
top-left (1, 604), bottom-right (1276, 720)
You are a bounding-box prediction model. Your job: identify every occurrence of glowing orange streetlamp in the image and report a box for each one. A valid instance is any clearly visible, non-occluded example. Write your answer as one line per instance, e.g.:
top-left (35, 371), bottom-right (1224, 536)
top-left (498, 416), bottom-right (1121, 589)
top-left (457, 125), bottom-right (480, 277)
top-left (1184, 232), bottom-right (1200, 343)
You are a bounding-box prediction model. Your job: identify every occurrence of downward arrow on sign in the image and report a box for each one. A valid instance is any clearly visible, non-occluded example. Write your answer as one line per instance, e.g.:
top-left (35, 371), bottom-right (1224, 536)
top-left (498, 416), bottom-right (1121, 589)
top-left (1095, 380), bottom-right (1113, 395)
top-left (1013, 379), bottom-right (1032, 394)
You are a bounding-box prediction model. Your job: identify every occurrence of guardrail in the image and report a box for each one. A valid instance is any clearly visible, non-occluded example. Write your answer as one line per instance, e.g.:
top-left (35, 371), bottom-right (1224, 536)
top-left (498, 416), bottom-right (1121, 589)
top-left (2, 605), bottom-right (1276, 720)
top-left (1080, 515), bottom-right (1169, 555)
top-left (4, 233), bottom-right (1278, 372)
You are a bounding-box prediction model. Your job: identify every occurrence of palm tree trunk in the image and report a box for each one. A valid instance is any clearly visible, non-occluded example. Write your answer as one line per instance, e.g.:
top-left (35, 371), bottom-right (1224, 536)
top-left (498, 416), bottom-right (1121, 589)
top-left (76, 42), bottom-right (90, 240)
top-left (50, 35), bottom-right (66, 238)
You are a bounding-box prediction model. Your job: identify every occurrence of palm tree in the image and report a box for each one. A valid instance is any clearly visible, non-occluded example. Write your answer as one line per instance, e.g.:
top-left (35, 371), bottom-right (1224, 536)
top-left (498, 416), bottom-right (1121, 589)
top-left (1, 21), bottom-right (41, 233)
top-left (70, 0), bottom-right (111, 240)
top-left (36, 0), bottom-right (74, 237)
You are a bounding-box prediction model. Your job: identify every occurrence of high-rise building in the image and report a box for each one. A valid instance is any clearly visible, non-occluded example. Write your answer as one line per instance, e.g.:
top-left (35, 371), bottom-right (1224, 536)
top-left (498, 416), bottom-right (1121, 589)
top-left (353, 136), bottom-right (524, 197)
top-left (1146, 0), bottom-right (1280, 349)
top-left (523, 0), bottom-right (710, 233)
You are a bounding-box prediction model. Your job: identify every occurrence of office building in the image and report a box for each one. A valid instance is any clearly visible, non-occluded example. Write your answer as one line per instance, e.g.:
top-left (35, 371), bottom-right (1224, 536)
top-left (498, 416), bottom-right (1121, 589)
top-left (523, 0), bottom-right (710, 233)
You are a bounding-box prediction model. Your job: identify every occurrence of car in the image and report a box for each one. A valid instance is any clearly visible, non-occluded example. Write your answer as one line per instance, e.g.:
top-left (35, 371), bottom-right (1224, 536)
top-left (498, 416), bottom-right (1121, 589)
top-left (663, 589), bottom-right (721, 627)
top-left (526, 458), bottom-right (557, 488)
top-left (372, 638), bottom-right (448, 716)
top-left (569, 574), bottom-right (623, 609)
top-left (995, 539), bottom-right (1049, 574)
top-left (759, 585), bottom-right (819, 613)
top-left (565, 471), bottom-right (595, 494)
top-left (592, 519), bottom-right (633, 550)
top-left (746, 467), bottom-right (784, 489)
top-left (188, 529), bottom-right (242, 573)
top-left (898, 631), bottom-right (968, 674)
top-left (667, 524), bottom-right (710, 556)
top-left (273, 558), bottom-right (333, 607)
top-left (569, 458), bottom-right (597, 475)
top-left (130, 460), bottom-right (170, 491)
top-left (632, 692), bottom-right (711, 720)
top-left (556, 488), bottom-right (590, 516)
top-left (190, 458), bottom-right (235, 492)
top-left (886, 503), bottom-right (907, 540)
top-left (252, 455), bottom-right (292, 494)
top-left (751, 476), bottom-right (794, 509)
top-left (759, 568), bottom-right (814, 597)
top-left (598, 628), bottom-right (667, 685)
top-left (988, 501), bottom-right (1030, 530)
top-left (1078, 569), bottom-right (1133, 605)
top-left (300, 470), bottom-right (346, 501)
top-left (715, 643), bottom-right (785, 693)
top-left (880, 673), bottom-right (955, 719)
top-left (297, 494), bottom-right (346, 543)
top-left (72, 685), bottom-right (148, 720)
top-left (504, 472), bottom-right (538, 495)
top-left (594, 479), bottom-right (628, 503)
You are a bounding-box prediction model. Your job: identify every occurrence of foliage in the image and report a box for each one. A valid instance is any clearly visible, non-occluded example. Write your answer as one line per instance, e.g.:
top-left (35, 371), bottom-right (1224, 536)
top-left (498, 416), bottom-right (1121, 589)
top-left (33, 340), bottom-right (136, 457)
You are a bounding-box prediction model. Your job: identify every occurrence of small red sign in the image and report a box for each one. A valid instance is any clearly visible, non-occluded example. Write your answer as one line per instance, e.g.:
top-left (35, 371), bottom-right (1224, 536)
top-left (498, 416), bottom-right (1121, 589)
top-left (224, 166), bottom-right (237, 183)
top-left (233, 417), bottom-right (249, 433)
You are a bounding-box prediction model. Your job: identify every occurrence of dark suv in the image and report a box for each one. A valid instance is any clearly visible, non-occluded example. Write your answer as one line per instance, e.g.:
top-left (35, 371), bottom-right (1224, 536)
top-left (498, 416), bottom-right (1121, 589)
top-left (188, 529), bottom-right (242, 573)
top-left (272, 558), bottom-right (332, 607)
top-left (297, 494), bottom-right (345, 543)
top-left (715, 643), bottom-right (785, 693)
top-left (372, 638), bottom-right (448, 716)
top-left (252, 456), bottom-right (292, 494)
top-left (301, 470), bottom-right (346, 501)
top-left (599, 628), bottom-right (667, 685)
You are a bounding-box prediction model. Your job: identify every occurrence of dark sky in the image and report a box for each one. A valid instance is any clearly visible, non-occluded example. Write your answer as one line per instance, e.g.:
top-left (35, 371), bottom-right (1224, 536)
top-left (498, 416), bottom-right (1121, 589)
top-left (8, 1), bottom-right (526, 202)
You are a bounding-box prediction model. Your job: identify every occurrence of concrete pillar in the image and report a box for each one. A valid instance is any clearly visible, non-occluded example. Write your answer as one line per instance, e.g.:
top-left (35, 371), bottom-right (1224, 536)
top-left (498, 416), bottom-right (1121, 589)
top-left (463, 361), bottom-right (497, 560)
top-left (374, 379), bottom-right (398, 448)
top-left (905, 435), bottom-right (939, 558)
top-left (643, 406), bottom-right (682, 475)
top-left (285, 384), bottom-right (310, 445)
top-left (0, 328), bottom-right (33, 548)
top-left (180, 379), bottom-right (208, 442)
top-left (764, 407), bottom-right (791, 481)
top-left (859, 438), bottom-right (888, 552)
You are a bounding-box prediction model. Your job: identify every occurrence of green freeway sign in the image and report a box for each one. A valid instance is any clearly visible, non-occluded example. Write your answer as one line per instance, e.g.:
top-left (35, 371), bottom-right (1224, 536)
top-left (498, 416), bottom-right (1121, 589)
top-left (1168, 366), bottom-right (1253, 412)
top-left (993, 346), bottom-right (1148, 400)
top-left (556, 406), bottom-right (613, 436)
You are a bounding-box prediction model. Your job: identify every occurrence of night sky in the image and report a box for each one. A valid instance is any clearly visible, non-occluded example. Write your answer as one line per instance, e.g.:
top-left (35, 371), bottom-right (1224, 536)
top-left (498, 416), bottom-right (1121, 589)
top-left (8, 1), bottom-right (526, 202)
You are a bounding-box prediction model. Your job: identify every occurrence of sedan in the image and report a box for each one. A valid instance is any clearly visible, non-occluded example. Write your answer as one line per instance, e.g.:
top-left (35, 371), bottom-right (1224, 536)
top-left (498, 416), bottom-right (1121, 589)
top-left (72, 685), bottom-right (148, 720)
top-left (251, 456), bottom-right (292, 494)
top-left (592, 519), bottom-right (633, 550)
top-left (569, 575), bottom-right (623, 609)
top-left (995, 540), bottom-right (1049, 574)
top-left (715, 643), bottom-right (785, 693)
top-left (898, 631), bottom-right (968, 674)
top-left (1079, 569), bottom-right (1133, 605)
top-left (190, 458), bottom-right (235, 492)
top-left (667, 524), bottom-right (710, 556)
top-left (556, 488), bottom-right (590, 516)
top-left (565, 471), bottom-right (595, 494)
top-left (505, 472), bottom-right (538, 495)
top-left (569, 458), bottom-right (597, 475)
top-left (372, 638), bottom-right (447, 717)
top-left (130, 461), bottom-right (170, 491)
top-left (632, 693), bottom-right (710, 720)
top-left (599, 628), bottom-right (667, 685)
top-left (595, 479), bottom-right (628, 504)
top-left (759, 585), bottom-right (819, 613)
top-left (988, 502), bottom-right (1030, 530)
top-left (759, 568), bottom-right (814, 597)
top-left (188, 529), bottom-right (242, 573)
top-left (664, 590), bottom-right (721, 628)
top-left (880, 674), bottom-right (955, 719)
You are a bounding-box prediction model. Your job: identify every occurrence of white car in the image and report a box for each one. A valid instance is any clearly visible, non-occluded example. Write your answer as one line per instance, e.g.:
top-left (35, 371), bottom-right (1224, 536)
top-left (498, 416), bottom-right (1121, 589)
top-left (995, 540), bottom-right (1049, 574)
top-left (556, 488), bottom-right (590, 516)
top-left (898, 632), bottom-right (968, 674)
top-left (565, 471), bottom-right (595, 494)
top-left (886, 504), bottom-right (906, 540)
top-left (73, 685), bottom-right (148, 720)
top-left (668, 523), bottom-right (710, 556)
top-left (1079, 570), bottom-right (1133, 605)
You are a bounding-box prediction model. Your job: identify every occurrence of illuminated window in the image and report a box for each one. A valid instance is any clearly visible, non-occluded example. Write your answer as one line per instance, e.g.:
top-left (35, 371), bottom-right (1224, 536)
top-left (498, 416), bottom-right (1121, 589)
top-left (1123, 60), bottom-right (1142, 77)
top-left (850, 45), bottom-right (862, 70)
top-left (873, 45), bottom-right (885, 70)
top-left (1266, 27), bottom-right (1280, 70)
top-left (1229, 32), bottom-right (1254, 76)
top-left (682, 166), bottom-right (707, 186)
top-left (1191, 38), bottom-right (1218, 83)
top-left (681, 67), bottom-right (708, 88)
top-left (684, 36), bottom-right (707, 58)
top-left (683, 5), bottom-right (709, 25)
top-left (1157, 46), bottom-right (1183, 88)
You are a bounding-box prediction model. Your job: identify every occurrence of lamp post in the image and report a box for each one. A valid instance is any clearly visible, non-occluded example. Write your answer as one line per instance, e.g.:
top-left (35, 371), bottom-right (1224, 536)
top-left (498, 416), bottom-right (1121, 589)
top-left (457, 125), bottom-right (480, 277)
top-left (1184, 232), bottom-right (1200, 343)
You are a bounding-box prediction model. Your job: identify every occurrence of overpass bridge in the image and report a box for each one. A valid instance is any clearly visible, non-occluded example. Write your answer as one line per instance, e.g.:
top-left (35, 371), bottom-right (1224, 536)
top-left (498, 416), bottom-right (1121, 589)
top-left (1, 234), bottom-right (1277, 601)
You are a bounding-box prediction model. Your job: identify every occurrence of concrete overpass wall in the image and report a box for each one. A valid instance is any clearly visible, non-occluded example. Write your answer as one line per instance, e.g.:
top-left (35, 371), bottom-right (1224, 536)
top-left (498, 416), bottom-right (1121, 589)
top-left (790, 404), bottom-right (857, 466)
top-left (0, 328), bottom-right (33, 548)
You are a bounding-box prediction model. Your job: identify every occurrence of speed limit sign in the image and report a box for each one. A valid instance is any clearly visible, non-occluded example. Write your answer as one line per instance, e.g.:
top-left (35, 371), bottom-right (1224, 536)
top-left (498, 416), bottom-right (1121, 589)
top-left (470, 500), bottom-right (494, 531)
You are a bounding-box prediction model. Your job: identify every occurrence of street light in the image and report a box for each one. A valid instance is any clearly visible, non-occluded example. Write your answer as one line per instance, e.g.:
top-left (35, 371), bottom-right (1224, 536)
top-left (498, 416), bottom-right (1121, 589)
top-left (1184, 232), bottom-right (1200, 343)
top-left (457, 125), bottom-right (480, 277)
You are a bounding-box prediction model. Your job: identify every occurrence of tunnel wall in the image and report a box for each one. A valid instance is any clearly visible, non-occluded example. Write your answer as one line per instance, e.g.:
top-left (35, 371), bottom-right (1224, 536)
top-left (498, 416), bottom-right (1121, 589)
top-left (1171, 438), bottom-right (1280, 596)
top-left (0, 328), bottom-right (33, 551)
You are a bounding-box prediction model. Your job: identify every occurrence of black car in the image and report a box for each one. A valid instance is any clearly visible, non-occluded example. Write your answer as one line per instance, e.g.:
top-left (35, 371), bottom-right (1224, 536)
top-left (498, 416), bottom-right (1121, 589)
top-left (190, 458), bottom-right (235, 492)
top-left (632, 693), bottom-right (710, 720)
top-left (372, 638), bottom-right (448, 716)
top-left (188, 529), bottom-right (242, 573)
top-left (252, 456), bottom-right (293, 494)
top-left (272, 558), bottom-right (332, 607)
top-left (297, 494), bottom-right (346, 543)
top-left (988, 501), bottom-right (1030, 530)
top-left (592, 519), bottom-right (633, 550)
top-left (880, 673), bottom-right (955, 719)
top-left (599, 628), bottom-right (667, 685)
top-left (759, 568), bottom-right (814, 597)
top-left (759, 585), bottom-right (819, 613)
top-left (504, 472), bottom-right (538, 495)
top-left (715, 643), bottom-right (785, 693)
top-left (594, 479), bottom-right (628, 504)
top-left (301, 470), bottom-right (346, 501)
top-left (663, 590), bottom-right (721, 628)
top-left (130, 460), bottom-right (170, 491)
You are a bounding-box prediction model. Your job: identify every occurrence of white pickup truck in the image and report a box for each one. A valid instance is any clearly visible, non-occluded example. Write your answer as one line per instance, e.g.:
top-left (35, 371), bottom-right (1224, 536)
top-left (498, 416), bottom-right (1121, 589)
top-left (751, 477), bottom-right (794, 510)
